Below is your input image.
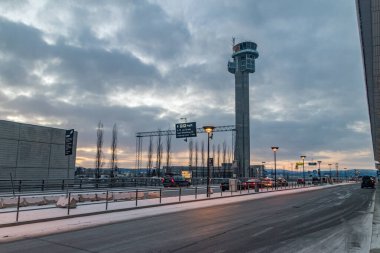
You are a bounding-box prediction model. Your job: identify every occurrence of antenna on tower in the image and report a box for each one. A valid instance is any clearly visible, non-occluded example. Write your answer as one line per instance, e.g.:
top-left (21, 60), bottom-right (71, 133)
top-left (232, 37), bottom-right (236, 47)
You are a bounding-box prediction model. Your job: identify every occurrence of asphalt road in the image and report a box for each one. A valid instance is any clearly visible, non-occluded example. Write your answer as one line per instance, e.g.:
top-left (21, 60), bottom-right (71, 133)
top-left (0, 184), bottom-right (374, 253)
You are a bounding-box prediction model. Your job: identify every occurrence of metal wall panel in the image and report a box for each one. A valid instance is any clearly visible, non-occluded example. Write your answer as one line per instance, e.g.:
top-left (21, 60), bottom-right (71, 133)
top-left (0, 120), bottom-right (77, 179)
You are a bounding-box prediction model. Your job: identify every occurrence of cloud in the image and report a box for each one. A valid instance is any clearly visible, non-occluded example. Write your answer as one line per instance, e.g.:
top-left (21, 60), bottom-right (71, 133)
top-left (0, 0), bottom-right (374, 169)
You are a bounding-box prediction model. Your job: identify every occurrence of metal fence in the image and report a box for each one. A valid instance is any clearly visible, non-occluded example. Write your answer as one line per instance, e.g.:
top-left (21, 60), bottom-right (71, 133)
top-left (0, 181), bottom-right (332, 226)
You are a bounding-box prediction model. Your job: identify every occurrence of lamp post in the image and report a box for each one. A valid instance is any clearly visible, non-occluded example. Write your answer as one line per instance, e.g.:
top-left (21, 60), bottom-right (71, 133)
top-left (344, 167), bottom-right (347, 182)
top-left (300, 155), bottom-right (306, 186)
top-left (335, 163), bottom-right (339, 183)
top-left (271, 147), bottom-right (279, 189)
top-left (203, 125), bottom-right (215, 198)
top-left (328, 163), bottom-right (332, 183)
top-left (317, 161), bottom-right (322, 184)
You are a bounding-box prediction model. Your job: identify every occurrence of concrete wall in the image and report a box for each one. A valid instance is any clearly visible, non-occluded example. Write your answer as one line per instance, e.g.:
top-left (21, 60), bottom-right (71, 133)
top-left (0, 120), bottom-right (77, 180)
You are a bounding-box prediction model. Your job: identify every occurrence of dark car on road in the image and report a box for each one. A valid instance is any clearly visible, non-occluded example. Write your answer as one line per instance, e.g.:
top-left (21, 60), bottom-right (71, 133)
top-left (276, 178), bottom-right (288, 187)
top-left (162, 175), bottom-right (190, 187)
top-left (297, 178), bottom-right (305, 185)
top-left (361, 176), bottom-right (375, 189)
top-left (220, 179), bottom-right (230, 191)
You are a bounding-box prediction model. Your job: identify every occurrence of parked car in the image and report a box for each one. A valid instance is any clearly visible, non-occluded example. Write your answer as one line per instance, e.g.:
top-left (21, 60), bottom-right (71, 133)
top-left (297, 178), bottom-right (305, 185)
top-left (361, 176), bottom-right (375, 189)
top-left (162, 175), bottom-right (190, 187)
top-left (312, 177), bottom-right (320, 184)
top-left (220, 179), bottom-right (230, 191)
top-left (243, 178), bottom-right (262, 189)
top-left (262, 178), bottom-right (275, 187)
top-left (275, 178), bottom-right (288, 187)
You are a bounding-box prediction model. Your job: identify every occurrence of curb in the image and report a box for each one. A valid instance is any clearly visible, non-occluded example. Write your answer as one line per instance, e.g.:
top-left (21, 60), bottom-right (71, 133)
top-left (370, 185), bottom-right (380, 252)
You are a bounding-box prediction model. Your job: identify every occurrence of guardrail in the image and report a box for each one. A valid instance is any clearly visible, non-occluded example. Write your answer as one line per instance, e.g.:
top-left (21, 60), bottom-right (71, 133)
top-left (0, 181), bottom-right (331, 226)
top-left (0, 177), bottom-right (324, 194)
top-left (0, 177), bottom-right (165, 193)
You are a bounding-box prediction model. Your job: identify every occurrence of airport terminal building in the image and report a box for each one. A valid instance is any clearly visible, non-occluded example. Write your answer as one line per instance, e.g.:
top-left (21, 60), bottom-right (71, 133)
top-left (0, 120), bottom-right (77, 180)
top-left (357, 0), bottom-right (380, 165)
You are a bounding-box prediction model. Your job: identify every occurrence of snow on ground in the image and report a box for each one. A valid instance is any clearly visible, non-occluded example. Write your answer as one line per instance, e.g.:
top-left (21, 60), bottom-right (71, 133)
top-left (0, 184), bottom-right (349, 242)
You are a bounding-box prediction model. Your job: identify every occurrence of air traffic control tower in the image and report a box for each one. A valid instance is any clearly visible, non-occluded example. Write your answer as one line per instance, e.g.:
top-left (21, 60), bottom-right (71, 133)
top-left (228, 41), bottom-right (259, 177)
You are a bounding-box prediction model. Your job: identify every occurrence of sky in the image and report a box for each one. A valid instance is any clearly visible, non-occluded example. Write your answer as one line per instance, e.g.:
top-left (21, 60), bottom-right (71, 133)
top-left (0, 0), bottom-right (374, 171)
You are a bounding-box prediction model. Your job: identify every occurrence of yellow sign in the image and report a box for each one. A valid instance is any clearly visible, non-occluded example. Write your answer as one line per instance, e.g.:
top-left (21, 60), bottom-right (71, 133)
top-left (182, 171), bottom-right (191, 179)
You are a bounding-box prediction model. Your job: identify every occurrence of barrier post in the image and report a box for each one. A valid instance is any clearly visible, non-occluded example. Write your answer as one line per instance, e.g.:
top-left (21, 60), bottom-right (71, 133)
top-left (67, 192), bottom-right (71, 215)
top-left (105, 190), bottom-right (109, 210)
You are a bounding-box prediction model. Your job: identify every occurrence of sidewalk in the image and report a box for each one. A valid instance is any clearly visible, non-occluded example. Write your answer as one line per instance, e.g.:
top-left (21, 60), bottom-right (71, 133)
top-left (0, 183), bottom-right (345, 243)
top-left (371, 184), bottom-right (380, 253)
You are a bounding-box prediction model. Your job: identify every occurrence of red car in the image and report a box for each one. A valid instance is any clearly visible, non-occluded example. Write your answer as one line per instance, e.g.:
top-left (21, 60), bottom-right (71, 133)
top-left (297, 178), bottom-right (305, 185)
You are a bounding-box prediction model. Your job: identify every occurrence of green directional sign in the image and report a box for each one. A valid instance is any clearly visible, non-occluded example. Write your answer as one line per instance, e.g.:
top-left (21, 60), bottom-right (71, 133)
top-left (175, 122), bottom-right (197, 138)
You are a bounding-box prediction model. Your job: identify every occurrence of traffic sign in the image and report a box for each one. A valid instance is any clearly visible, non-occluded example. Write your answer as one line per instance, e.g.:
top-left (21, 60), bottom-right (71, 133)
top-left (175, 122), bottom-right (197, 138)
top-left (308, 162), bottom-right (317, 166)
top-left (65, 129), bottom-right (74, 156)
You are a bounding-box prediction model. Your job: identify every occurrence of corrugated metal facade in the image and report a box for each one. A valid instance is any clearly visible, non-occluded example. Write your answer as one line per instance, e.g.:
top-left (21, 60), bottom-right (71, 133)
top-left (357, 0), bottom-right (380, 163)
top-left (0, 120), bottom-right (77, 179)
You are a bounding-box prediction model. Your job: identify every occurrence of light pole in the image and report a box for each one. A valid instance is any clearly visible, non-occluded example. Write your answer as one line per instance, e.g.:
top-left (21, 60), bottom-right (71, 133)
top-left (271, 147), bottom-right (279, 189)
top-left (328, 163), bottom-right (332, 183)
top-left (300, 155), bottom-right (306, 186)
top-left (203, 125), bottom-right (215, 198)
top-left (261, 162), bottom-right (265, 178)
top-left (335, 163), bottom-right (339, 183)
top-left (344, 167), bottom-right (347, 182)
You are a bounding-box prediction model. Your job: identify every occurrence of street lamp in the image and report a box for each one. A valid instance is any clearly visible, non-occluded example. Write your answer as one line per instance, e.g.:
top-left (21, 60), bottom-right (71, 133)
top-left (261, 161), bottom-right (266, 178)
top-left (271, 147), bottom-right (279, 189)
top-left (203, 125), bottom-right (215, 197)
top-left (317, 161), bottom-right (322, 184)
top-left (328, 163), bottom-right (332, 182)
top-left (344, 167), bottom-right (347, 182)
top-left (335, 163), bottom-right (339, 183)
top-left (300, 155), bottom-right (306, 186)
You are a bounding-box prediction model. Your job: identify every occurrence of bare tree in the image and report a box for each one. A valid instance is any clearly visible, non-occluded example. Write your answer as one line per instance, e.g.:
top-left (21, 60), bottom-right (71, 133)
top-left (201, 140), bottom-right (205, 177)
top-left (223, 141), bottom-right (227, 177)
top-left (156, 129), bottom-right (163, 177)
top-left (195, 141), bottom-right (198, 178)
top-left (212, 143), bottom-right (215, 177)
top-left (109, 123), bottom-right (118, 178)
top-left (147, 136), bottom-right (153, 177)
top-left (95, 121), bottom-right (104, 179)
top-left (165, 130), bottom-right (172, 172)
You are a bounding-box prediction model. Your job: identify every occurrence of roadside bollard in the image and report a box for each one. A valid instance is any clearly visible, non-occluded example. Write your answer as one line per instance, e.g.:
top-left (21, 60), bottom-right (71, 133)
top-left (159, 188), bottom-right (162, 204)
top-left (195, 186), bottom-right (198, 200)
top-left (41, 180), bottom-right (45, 191)
top-left (135, 189), bottom-right (138, 206)
top-left (255, 184), bottom-right (259, 193)
top-left (179, 188), bottom-right (182, 202)
top-left (67, 192), bottom-right (71, 215)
